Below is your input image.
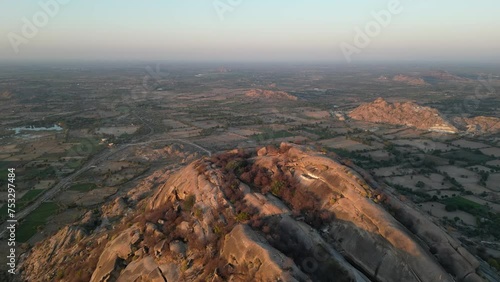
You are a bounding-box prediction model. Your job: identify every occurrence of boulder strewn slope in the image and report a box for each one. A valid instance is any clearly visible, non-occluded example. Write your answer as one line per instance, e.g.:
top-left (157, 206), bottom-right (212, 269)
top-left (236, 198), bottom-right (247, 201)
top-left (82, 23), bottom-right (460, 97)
top-left (455, 116), bottom-right (500, 135)
top-left (349, 98), bottom-right (459, 133)
top-left (19, 144), bottom-right (483, 282)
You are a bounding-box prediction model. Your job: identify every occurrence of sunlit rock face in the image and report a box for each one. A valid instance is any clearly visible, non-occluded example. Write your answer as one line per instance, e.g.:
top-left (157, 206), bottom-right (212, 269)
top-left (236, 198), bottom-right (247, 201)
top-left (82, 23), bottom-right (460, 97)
top-left (19, 143), bottom-right (483, 282)
top-left (349, 98), bottom-right (459, 133)
top-left (455, 116), bottom-right (500, 135)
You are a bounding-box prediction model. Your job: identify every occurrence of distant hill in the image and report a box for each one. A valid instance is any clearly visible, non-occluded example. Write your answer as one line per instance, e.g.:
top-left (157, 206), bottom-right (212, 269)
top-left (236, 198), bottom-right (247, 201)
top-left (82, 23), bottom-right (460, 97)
top-left (349, 97), bottom-right (458, 133)
top-left (385, 71), bottom-right (469, 86)
top-left (245, 89), bottom-right (298, 101)
top-left (423, 70), bottom-right (469, 82)
top-left (392, 75), bottom-right (428, 86)
top-left (0, 90), bottom-right (12, 100)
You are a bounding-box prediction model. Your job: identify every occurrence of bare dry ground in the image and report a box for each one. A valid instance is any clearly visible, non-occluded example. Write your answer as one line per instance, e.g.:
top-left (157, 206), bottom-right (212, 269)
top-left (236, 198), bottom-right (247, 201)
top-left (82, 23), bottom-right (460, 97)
top-left (190, 120), bottom-right (223, 129)
top-left (56, 187), bottom-right (118, 207)
top-left (451, 139), bottom-right (490, 149)
top-left (33, 180), bottom-right (56, 189)
top-left (302, 110), bottom-right (330, 119)
top-left (437, 165), bottom-right (492, 194)
top-left (419, 202), bottom-right (477, 226)
top-left (481, 147), bottom-right (500, 158)
top-left (320, 137), bottom-right (376, 151)
top-left (437, 165), bottom-right (480, 184)
top-left (165, 128), bottom-right (201, 138)
top-left (392, 139), bottom-right (456, 152)
top-left (162, 119), bottom-right (189, 129)
top-left (372, 165), bottom-right (415, 177)
top-left (486, 173), bottom-right (500, 192)
top-left (385, 173), bottom-right (447, 190)
top-left (360, 150), bottom-right (393, 161)
top-left (486, 159), bottom-right (500, 167)
top-left (195, 132), bottom-right (248, 147)
top-left (96, 126), bottom-right (140, 136)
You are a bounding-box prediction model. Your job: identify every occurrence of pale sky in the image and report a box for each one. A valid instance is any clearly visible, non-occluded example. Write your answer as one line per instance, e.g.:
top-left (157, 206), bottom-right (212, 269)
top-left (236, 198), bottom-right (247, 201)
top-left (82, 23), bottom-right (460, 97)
top-left (1, 0), bottom-right (499, 63)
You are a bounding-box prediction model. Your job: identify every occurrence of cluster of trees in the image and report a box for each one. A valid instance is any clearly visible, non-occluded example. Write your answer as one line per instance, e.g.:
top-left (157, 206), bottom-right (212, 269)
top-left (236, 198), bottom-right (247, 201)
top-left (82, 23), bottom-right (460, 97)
top-left (441, 172), bottom-right (465, 190)
top-left (391, 183), bottom-right (432, 203)
top-left (234, 147), bottom-right (334, 227)
top-left (478, 170), bottom-right (490, 186)
top-left (209, 145), bottom-right (336, 228)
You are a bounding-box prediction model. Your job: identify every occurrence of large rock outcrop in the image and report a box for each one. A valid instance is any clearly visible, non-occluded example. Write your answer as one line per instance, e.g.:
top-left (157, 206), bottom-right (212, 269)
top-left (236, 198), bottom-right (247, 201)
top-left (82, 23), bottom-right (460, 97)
top-left (18, 144), bottom-right (483, 282)
top-left (455, 116), bottom-right (500, 135)
top-left (349, 98), bottom-right (458, 133)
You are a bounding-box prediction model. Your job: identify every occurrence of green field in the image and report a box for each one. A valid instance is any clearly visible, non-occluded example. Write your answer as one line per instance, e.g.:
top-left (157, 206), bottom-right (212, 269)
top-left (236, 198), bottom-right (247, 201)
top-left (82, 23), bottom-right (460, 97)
top-left (18, 189), bottom-right (45, 209)
top-left (66, 159), bottom-right (83, 169)
top-left (67, 138), bottom-right (103, 157)
top-left (69, 183), bottom-right (96, 192)
top-left (23, 166), bottom-right (57, 181)
top-left (442, 196), bottom-right (489, 217)
top-left (300, 128), bottom-right (338, 140)
top-left (17, 202), bottom-right (60, 242)
top-left (442, 197), bottom-right (500, 239)
top-left (443, 150), bottom-right (493, 165)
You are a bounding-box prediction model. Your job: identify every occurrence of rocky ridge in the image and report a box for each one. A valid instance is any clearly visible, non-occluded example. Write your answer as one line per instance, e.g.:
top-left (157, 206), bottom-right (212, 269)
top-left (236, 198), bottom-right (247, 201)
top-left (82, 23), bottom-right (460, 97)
top-left (18, 144), bottom-right (484, 282)
top-left (392, 75), bottom-right (429, 86)
top-left (349, 98), bottom-right (459, 133)
top-left (454, 116), bottom-right (500, 135)
top-left (245, 89), bottom-right (298, 101)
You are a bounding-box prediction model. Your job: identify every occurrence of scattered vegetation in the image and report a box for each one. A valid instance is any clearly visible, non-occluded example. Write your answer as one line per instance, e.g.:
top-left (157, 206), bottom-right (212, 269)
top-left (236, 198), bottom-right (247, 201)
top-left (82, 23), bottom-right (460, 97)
top-left (250, 130), bottom-right (294, 141)
top-left (183, 194), bottom-right (196, 212)
top-left (442, 149), bottom-right (493, 165)
top-left (69, 183), bottom-right (97, 192)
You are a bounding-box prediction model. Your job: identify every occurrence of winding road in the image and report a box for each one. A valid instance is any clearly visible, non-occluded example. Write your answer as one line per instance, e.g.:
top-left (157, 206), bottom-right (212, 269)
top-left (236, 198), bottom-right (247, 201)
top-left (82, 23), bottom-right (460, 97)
top-left (0, 137), bottom-right (211, 238)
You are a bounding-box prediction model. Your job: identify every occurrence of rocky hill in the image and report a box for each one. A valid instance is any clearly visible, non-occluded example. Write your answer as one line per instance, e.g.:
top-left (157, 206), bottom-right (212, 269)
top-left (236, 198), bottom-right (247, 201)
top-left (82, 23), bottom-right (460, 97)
top-left (18, 143), bottom-right (484, 282)
top-left (424, 70), bottom-right (469, 82)
top-left (245, 89), bottom-right (298, 101)
top-left (392, 75), bottom-right (428, 86)
top-left (0, 90), bottom-right (12, 100)
top-left (349, 98), bottom-right (459, 133)
top-left (454, 116), bottom-right (500, 135)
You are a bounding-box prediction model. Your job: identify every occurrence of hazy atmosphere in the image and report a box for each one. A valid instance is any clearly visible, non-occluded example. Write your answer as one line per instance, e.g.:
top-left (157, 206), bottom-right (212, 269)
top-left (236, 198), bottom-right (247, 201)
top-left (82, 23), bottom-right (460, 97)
top-left (1, 2), bottom-right (500, 282)
top-left (1, 0), bottom-right (500, 62)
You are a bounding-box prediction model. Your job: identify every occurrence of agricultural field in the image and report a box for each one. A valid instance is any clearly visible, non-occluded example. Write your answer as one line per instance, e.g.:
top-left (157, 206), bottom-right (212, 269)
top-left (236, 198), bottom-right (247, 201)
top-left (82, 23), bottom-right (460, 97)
top-left (0, 63), bottom-right (499, 278)
top-left (16, 202), bottom-right (60, 243)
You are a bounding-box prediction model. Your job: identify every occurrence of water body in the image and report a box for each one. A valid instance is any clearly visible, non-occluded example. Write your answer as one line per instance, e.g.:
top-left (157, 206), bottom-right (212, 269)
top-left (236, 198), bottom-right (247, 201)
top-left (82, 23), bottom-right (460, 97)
top-left (11, 125), bottom-right (63, 135)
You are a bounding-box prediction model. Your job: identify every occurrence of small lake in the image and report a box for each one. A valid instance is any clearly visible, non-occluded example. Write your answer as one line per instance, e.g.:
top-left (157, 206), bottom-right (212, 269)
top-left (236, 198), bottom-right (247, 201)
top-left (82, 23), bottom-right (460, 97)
top-left (11, 125), bottom-right (63, 134)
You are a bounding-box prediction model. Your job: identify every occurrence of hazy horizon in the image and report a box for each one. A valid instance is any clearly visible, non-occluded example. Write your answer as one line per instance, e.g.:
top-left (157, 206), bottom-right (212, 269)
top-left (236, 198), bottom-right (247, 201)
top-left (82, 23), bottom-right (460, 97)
top-left (1, 0), bottom-right (500, 63)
